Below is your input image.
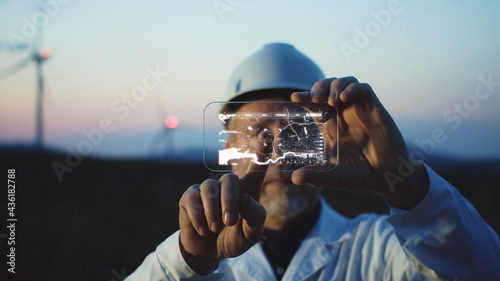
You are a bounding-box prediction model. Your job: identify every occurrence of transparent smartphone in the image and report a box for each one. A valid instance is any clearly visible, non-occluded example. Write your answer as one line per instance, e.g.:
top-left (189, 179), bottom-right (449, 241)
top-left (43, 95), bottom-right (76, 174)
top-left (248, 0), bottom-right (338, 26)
top-left (203, 101), bottom-right (338, 172)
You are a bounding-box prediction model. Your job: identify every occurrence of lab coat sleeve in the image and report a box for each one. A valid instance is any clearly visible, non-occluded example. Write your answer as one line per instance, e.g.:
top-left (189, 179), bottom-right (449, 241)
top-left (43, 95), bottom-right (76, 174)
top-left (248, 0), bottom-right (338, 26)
top-left (387, 164), bottom-right (500, 280)
top-left (125, 230), bottom-right (224, 281)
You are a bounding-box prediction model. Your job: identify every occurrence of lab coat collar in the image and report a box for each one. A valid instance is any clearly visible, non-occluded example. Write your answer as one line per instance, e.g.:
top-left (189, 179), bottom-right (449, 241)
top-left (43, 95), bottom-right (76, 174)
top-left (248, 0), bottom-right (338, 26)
top-left (282, 197), bottom-right (352, 280)
top-left (225, 197), bottom-right (352, 281)
top-left (310, 197), bottom-right (352, 245)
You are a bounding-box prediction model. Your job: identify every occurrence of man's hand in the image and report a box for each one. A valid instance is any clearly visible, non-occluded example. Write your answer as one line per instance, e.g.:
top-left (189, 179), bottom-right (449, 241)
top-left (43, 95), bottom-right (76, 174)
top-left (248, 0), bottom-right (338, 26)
top-left (178, 130), bottom-right (272, 275)
top-left (291, 77), bottom-right (429, 210)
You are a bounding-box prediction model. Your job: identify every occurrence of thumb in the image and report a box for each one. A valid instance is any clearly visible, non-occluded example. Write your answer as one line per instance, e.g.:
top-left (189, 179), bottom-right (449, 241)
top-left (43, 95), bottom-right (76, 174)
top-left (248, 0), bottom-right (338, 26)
top-left (239, 193), bottom-right (266, 235)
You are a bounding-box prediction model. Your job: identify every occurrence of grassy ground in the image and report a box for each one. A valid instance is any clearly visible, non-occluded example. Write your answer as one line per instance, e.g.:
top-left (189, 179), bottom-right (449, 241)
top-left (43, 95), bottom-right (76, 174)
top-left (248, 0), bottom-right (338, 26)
top-left (0, 151), bottom-right (498, 280)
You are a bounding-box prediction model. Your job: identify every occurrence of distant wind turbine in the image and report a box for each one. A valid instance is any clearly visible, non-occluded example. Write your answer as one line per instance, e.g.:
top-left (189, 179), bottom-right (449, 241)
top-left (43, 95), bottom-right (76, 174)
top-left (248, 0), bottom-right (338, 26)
top-left (148, 91), bottom-right (179, 159)
top-left (0, 1), bottom-right (51, 149)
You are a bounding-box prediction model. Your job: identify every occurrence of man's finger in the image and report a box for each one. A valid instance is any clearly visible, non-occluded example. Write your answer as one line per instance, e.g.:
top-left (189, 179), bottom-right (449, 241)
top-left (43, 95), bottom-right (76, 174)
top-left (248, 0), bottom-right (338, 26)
top-left (339, 82), bottom-right (373, 104)
top-left (199, 179), bottom-right (223, 232)
top-left (181, 184), bottom-right (211, 236)
top-left (220, 173), bottom-right (240, 226)
top-left (290, 91), bottom-right (311, 104)
top-left (241, 129), bottom-right (273, 200)
top-left (290, 77), bottom-right (337, 105)
top-left (291, 165), bottom-right (339, 188)
top-left (311, 77), bottom-right (337, 104)
top-left (329, 76), bottom-right (359, 106)
top-left (239, 193), bottom-right (266, 233)
top-left (339, 82), bottom-right (393, 127)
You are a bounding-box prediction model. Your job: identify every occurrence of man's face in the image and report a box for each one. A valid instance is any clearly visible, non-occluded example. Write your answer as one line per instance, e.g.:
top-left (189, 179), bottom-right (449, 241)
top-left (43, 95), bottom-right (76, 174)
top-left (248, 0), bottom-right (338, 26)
top-left (227, 98), bottom-right (320, 221)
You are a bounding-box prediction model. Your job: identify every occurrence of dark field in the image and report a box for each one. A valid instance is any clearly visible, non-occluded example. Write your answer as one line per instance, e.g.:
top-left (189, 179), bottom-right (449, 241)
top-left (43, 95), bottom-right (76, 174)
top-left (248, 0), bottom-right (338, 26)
top-left (0, 151), bottom-right (499, 281)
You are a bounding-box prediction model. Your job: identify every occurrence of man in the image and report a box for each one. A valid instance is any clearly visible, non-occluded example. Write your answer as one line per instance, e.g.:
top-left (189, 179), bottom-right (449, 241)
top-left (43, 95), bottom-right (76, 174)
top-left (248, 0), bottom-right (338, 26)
top-left (127, 43), bottom-right (500, 280)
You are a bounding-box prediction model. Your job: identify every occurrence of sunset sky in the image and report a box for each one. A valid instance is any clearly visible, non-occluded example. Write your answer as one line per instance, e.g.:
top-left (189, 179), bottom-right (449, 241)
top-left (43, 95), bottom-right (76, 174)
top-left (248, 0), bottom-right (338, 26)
top-left (1, 0), bottom-right (499, 159)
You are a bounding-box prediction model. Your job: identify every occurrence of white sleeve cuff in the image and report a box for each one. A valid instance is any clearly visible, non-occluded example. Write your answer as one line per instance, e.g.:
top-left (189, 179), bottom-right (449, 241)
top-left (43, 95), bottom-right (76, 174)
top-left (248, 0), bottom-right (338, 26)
top-left (127, 230), bottom-right (225, 280)
top-left (387, 163), bottom-right (453, 238)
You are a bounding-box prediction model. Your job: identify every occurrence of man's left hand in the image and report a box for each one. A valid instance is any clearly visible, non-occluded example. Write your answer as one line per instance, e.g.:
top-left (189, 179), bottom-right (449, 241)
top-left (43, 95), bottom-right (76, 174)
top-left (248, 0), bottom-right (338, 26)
top-left (290, 76), bottom-right (429, 210)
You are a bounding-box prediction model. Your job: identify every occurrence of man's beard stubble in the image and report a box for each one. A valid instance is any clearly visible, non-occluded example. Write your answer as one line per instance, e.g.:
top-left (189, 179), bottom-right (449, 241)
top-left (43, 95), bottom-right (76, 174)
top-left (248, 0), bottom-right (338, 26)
top-left (259, 185), bottom-right (309, 218)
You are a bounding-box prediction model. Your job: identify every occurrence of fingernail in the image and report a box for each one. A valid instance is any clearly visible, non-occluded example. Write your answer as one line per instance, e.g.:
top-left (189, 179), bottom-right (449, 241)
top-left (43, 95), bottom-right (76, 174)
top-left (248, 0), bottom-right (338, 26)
top-left (224, 212), bottom-right (235, 225)
top-left (297, 91), bottom-right (309, 100)
top-left (328, 93), bottom-right (336, 106)
top-left (340, 90), bottom-right (348, 99)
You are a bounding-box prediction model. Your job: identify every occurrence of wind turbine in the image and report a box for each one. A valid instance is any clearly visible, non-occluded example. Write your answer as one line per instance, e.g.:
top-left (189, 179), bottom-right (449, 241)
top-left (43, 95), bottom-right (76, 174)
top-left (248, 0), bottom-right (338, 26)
top-left (147, 90), bottom-right (179, 159)
top-left (0, 1), bottom-right (51, 150)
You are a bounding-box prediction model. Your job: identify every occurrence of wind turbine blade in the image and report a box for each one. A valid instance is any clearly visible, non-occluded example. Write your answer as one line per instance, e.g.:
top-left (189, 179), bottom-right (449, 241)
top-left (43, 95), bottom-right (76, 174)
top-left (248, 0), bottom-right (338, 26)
top-left (155, 86), bottom-right (168, 125)
top-left (146, 86), bottom-right (170, 156)
top-left (32, 1), bottom-right (45, 51)
top-left (147, 129), bottom-right (170, 157)
top-left (0, 55), bottom-right (33, 81)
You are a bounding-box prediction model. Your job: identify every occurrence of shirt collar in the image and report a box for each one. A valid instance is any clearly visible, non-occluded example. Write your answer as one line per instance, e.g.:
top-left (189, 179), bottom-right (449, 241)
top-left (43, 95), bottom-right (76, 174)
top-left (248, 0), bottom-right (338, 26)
top-left (222, 197), bottom-right (353, 280)
top-left (306, 197), bottom-right (352, 246)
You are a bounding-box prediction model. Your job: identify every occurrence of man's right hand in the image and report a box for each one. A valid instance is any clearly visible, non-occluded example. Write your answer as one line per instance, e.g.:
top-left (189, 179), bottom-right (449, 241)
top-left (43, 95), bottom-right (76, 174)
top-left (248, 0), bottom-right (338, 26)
top-left (178, 130), bottom-right (272, 275)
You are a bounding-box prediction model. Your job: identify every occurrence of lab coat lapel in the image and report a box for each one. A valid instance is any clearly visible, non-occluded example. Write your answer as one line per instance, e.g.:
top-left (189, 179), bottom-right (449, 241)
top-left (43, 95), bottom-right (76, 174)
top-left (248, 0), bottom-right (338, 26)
top-left (224, 198), bottom-right (351, 281)
top-left (283, 236), bottom-right (335, 280)
top-left (282, 198), bottom-right (352, 281)
top-left (225, 242), bottom-right (277, 281)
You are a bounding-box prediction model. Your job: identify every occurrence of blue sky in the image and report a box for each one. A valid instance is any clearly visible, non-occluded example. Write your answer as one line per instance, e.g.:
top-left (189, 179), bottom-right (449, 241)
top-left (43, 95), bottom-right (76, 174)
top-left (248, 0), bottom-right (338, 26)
top-left (1, 0), bottom-right (499, 159)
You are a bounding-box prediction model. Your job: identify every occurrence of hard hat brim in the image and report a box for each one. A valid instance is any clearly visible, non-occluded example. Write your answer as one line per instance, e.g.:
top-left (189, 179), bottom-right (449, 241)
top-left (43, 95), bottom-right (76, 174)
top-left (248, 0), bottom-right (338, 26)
top-left (221, 88), bottom-right (304, 113)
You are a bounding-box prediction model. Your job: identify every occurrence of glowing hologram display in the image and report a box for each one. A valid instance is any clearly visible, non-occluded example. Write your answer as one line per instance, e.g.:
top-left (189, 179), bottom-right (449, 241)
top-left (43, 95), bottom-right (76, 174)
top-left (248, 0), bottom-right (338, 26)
top-left (204, 101), bottom-right (338, 172)
top-left (218, 148), bottom-right (325, 166)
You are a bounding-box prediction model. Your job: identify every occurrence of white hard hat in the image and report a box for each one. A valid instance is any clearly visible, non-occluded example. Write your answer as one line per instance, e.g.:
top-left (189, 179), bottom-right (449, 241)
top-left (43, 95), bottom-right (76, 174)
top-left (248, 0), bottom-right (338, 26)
top-left (225, 42), bottom-right (325, 102)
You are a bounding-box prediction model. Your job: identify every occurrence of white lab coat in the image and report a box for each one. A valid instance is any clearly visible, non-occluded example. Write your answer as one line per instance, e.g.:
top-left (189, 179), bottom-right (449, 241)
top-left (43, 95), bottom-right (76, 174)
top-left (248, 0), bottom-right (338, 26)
top-left (126, 165), bottom-right (500, 280)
